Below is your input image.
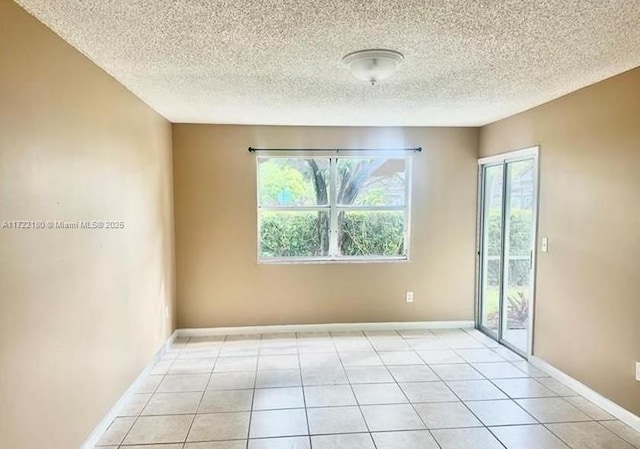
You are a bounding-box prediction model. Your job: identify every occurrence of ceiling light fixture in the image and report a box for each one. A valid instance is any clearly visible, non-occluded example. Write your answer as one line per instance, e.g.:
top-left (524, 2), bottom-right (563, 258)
top-left (342, 49), bottom-right (404, 85)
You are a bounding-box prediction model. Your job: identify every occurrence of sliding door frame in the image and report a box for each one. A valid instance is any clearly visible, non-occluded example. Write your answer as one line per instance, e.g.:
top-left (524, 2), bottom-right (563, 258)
top-left (475, 146), bottom-right (540, 359)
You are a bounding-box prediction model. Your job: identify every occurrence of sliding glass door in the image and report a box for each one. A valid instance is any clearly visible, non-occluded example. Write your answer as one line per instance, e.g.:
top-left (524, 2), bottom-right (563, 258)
top-left (477, 149), bottom-right (538, 356)
top-left (479, 164), bottom-right (504, 338)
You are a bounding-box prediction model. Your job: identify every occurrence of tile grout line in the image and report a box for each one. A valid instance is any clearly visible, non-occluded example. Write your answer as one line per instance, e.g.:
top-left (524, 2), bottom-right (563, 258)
top-left (445, 330), bottom-right (568, 448)
top-left (443, 330), bottom-right (603, 448)
top-left (171, 336), bottom-right (193, 449)
top-left (600, 422), bottom-right (640, 449)
top-left (242, 332), bottom-right (262, 449)
top-left (116, 336), bottom-right (187, 447)
top-left (540, 421), bottom-right (577, 449)
top-left (182, 335), bottom-right (214, 447)
top-left (334, 329), bottom-right (378, 449)
top-left (540, 419), bottom-right (624, 449)
top-left (410, 330), bottom-right (509, 449)
top-left (391, 328), bottom-right (445, 449)
top-left (291, 332), bottom-right (313, 449)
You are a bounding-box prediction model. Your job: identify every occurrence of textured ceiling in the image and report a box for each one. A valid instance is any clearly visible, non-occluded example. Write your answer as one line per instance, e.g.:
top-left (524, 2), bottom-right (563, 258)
top-left (15, 0), bottom-right (640, 126)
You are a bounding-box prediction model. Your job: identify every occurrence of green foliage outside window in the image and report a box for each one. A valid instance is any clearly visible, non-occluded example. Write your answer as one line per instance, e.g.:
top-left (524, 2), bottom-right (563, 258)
top-left (340, 211), bottom-right (404, 256)
top-left (260, 211), bottom-right (404, 258)
top-left (260, 211), bottom-right (325, 258)
top-left (486, 209), bottom-right (533, 285)
top-left (259, 159), bottom-right (318, 206)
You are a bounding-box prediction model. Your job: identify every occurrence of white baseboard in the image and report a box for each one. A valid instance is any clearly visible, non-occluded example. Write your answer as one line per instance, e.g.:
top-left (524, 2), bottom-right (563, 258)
top-left (530, 355), bottom-right (640, 433)
top-left (79, 330), bottom-right (178, 449)
top-left (165, 328), bottom-right (179, 348)
top-left (176, 320), bottom-right (474, 337)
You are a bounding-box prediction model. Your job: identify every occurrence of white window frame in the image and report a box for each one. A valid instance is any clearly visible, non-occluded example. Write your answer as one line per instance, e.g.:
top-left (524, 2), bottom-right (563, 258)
top-left (256, 154), bottom-right (412, 264)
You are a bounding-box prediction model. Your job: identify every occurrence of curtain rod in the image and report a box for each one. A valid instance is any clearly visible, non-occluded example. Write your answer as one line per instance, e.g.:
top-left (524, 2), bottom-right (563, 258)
top-left (248, 147), bottom-right (422, 153)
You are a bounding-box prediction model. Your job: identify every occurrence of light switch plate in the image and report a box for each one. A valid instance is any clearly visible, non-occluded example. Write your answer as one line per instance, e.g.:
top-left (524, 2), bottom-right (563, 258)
top-left (541, 237), bottom-right (549, 253)
top-left (636, 362), bottom-right (640, 381)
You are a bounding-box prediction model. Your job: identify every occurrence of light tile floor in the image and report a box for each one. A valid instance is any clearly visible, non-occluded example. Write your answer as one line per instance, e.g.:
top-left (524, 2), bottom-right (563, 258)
top-left (96, 328), bottom-right (640, 449)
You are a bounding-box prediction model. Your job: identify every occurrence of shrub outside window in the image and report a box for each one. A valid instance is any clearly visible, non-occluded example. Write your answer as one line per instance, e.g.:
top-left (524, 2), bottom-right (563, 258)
top-left (257, 155), bottom-right (411, 262)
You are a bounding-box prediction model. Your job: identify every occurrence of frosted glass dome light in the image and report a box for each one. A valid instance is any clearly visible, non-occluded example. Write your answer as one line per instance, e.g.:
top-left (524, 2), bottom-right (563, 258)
top-left (342, 49), bottom-right (404, 85)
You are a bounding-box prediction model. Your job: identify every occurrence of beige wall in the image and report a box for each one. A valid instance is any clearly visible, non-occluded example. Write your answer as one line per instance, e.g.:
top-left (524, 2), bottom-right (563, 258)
top-left (5, 0), bottom-right (638, 442)
top-left (173, 124), bottom-right (478, 328)
top-left (480, 67), bottom-right (640, 415)
top-left (0, 2), bottom-right (175, 449)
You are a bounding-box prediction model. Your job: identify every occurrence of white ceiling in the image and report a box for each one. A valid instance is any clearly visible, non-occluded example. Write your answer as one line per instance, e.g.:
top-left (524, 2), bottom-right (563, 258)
top-left (16, 0), bottom-right (640, 126)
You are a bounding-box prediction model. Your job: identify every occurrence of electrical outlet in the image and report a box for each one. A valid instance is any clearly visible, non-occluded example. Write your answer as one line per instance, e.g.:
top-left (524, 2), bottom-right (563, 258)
top-left (636, 362), bottom-right (640, 382)
top-left (406, 291), bottom-right (414, 303)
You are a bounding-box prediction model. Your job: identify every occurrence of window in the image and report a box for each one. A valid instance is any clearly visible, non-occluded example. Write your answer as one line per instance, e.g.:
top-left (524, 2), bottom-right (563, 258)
top-left (257, 155), bottom-right (411, 262)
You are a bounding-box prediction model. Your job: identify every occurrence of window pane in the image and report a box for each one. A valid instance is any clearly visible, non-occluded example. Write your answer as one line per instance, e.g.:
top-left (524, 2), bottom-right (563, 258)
top-left (338, 210), bottom-right (406, 257)
top-left (336, 158), bottom-right (407, 206)
top-left (258, 158), bottom-right (329, 207)
top-left (260, 211), bottom-right (329, 258)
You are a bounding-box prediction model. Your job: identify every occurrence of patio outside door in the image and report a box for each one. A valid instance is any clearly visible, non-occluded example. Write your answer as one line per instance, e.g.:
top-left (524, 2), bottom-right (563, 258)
top-left (477, 147), bottom-right (538, 357)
